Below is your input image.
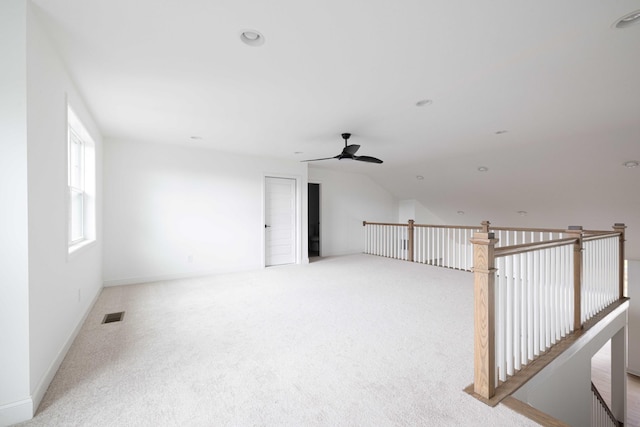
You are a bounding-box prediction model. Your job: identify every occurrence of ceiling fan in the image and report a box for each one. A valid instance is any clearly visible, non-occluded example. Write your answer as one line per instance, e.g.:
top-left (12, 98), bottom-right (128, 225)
top-left (302, 133), bottom-right (383, 164)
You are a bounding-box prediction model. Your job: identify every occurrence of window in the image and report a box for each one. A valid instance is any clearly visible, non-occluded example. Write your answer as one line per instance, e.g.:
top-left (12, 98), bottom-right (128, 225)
top-left (67, 106), bottom-right (96, 252)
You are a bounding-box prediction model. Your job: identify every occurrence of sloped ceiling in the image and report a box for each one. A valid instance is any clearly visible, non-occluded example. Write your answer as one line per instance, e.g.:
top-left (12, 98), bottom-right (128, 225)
top-left (31, 0), bottom-right (640, 257)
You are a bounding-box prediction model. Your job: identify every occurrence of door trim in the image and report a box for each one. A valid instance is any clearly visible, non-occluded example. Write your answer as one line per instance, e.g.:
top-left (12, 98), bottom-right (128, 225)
top-left (262, 173), bottom-right (305, 267)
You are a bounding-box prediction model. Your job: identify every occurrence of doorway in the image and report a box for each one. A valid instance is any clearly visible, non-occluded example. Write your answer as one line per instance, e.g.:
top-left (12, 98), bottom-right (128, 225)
top-left (265, 177), bottom-right (296, 266)
top-left (308, 183), bottom-right (320, 257)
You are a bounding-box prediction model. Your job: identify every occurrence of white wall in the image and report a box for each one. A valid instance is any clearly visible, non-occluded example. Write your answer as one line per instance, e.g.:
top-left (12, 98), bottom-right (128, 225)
top-left (628, 259), bottom-right (640, 376)
top-left (398, 199), bottom-right (444, 224)
top-left (0, 3), bottom-right (103, 424)
top-left (513, 303), bottom-right (628, 426)
top-left (103, 140), bottom-right (308, 285)
top-left (309, 166), bottom-right (397, 256)
top-left (25, 2), bottom-right (104, 413)
top-left (0, 1), bottom-right (31, 424)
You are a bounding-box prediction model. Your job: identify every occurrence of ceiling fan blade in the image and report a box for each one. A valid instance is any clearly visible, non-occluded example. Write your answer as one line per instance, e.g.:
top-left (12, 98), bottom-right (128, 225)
top-left (343, 144), bottom-right (360, 155)
top-left (353, 155), bottom-right (383, 164)
top-left (301, 155), bottom-right (340, 162)
top-left (302, 133), bottom-right (381, 164)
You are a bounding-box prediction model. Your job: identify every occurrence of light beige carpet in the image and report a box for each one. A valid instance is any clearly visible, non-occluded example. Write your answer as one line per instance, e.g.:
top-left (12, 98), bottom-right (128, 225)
top-left (18, 255), bottom-right (537, 426)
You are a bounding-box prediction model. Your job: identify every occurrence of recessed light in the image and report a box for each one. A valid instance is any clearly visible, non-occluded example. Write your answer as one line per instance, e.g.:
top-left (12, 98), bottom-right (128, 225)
top-left (457, 211), bottom-right (465, 215)
top-left (517, 211), bottom-right (528, 216)
top-left (623, 160), bottom-right (639, 168)
top-left (190, 136), bottom-right (203, 140)
top-left (614, 10), bottom-right (640, 29)
top-left (416, 175), bottom-right (424, 180)
top-left (495, 130), bottom-right (508, 135)
top-left (477, 166), bottom-right (489, 172)
top-left (294, 151), bottom-right (303, 155)
top-left (240, 30), bottom-right (265, 46)
top-left (415, 99), bottom-right (433, 107)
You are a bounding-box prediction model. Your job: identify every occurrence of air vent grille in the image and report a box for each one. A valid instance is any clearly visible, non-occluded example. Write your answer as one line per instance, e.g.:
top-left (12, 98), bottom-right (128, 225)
top-left (102, 311), bottom-right (125, 324)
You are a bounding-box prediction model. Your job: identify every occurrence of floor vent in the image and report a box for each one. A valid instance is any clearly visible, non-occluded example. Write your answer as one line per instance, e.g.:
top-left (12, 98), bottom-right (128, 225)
top-left (102, 311), bottom-right (125, 324)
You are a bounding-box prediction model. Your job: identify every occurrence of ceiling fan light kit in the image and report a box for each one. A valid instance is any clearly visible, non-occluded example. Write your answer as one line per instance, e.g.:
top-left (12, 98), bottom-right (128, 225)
top-left (302, 133), bottom-right (383, 164)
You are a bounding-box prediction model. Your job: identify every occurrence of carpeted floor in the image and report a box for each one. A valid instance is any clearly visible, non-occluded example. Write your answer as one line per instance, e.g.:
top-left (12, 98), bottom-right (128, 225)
top-left (18, 255), bottom-right (537, 426)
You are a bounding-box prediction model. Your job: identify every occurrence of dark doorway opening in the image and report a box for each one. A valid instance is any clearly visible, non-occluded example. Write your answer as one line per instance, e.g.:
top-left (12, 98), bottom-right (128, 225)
top-left (308, 183), bottom-right (320, 257)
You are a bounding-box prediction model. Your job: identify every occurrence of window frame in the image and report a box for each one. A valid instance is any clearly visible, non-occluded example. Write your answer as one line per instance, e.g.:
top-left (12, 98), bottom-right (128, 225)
top-left (67, 106), bottom-right (96, 254)
top-left (68, 125), bottom-right (86, 245)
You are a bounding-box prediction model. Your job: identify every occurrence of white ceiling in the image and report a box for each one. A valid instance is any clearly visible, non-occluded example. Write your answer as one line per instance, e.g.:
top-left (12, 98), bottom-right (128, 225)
top-left (32, 0), bottom-right (640, 255)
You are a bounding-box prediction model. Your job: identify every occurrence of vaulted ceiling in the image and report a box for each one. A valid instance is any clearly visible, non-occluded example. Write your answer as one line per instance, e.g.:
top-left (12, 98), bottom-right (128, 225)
top-left (32, 0), bottom-right (640, 257)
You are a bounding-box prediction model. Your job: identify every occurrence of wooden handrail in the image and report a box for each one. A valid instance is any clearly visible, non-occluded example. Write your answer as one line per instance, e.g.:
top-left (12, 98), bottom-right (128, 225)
top-left (582, 232), bottom-right (620, 242)
top-left (414, 224), bottom-right (481, 230)
top-left (362, 221), bottom-right (481, 230)
top-left (363, 221), bottom-right (617, 237)
top-left (362, 221), bottom-right (407, 227)
top-left (490, 226), bottom-right (567, 233)
top-left (583, 230), bottom-right (615, 235)
top-left (494, 237), bottom-right (577, 258)
top-left (365, 219), bottom-right (625, 407)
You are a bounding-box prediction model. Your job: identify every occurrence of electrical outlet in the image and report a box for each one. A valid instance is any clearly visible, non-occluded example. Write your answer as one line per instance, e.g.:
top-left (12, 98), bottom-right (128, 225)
top-left (187, 255), bottom-right (194, 263)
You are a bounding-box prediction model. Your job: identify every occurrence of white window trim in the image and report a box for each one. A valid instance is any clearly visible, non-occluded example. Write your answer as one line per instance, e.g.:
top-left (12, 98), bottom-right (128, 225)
top-left (67, 105), bottom-right (96, 256)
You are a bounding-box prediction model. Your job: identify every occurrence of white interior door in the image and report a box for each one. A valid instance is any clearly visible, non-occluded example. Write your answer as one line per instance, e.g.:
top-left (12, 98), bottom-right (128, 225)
top-left (265, 177), bottom-right (296, 266)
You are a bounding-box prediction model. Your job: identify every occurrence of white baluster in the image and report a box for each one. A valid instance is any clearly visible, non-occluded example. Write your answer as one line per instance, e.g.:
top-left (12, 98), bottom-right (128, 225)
top-left (513, 254), bottom-right (521, 371)
top-left (544, 248), bottom-right (551, 349)
top-left (506, 255), bottom-right (514, 376)
top-left (527, 251), bottom-right (534, 361)
top-left (497, 257), bottom-right (506, 382)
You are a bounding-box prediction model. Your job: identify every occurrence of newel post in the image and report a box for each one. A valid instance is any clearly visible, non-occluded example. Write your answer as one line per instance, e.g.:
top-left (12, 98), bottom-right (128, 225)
top-left (567, 226), bottom-right (583, 330)
top-left (408, 219), bottom-right (415, 262)
top-left (471, 224), bottom-right (498, 399)
top-left (613, 223), bottom-right (626, 298)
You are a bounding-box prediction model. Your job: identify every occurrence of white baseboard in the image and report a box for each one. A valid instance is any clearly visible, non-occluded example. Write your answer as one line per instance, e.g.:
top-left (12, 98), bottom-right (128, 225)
top-left (0, 398), bottom-right (33, 427)
top-left (30, 285), bottom-right (102, 416)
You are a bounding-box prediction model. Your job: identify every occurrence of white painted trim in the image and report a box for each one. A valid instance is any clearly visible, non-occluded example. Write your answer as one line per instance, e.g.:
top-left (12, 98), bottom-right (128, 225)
top-left (0, 398), bottom-right (33, 426)
top-left (67, 238), bottom-right (96, 260)
top-left (545, 302), bottom-right (627, 375)
top-left (30, 285), bottom-right (102, 415)
top-left (263, 173), bottom-right (304, 267)
top-left (628, 368), bottom-right (640, 377)
top-left (513, 301), bottom-right (629, 426)
top-left (515, 301), bottom-right (628, 386)
top-left (0, 289), bottom-right (102, 425)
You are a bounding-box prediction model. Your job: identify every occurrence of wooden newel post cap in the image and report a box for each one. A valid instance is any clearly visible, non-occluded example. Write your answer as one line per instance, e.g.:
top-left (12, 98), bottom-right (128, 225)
top-left (567, 225), bottom-right (583, 231)
top-left (613, 223), bottom-right (626, 229)
top-left (470, 232), bottom-right (497, 244)
top-left (362, 221), bottom-right (366, 226)
top-left (481, 221), bottom-right (490, 233)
